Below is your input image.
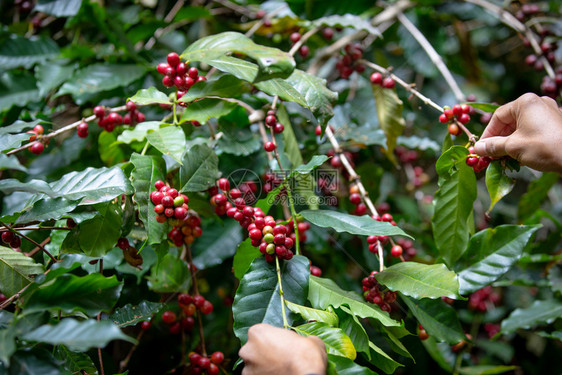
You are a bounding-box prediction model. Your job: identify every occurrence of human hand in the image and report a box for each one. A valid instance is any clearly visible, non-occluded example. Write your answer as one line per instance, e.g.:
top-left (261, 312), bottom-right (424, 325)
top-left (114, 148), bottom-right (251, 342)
top-left (239, 323), bottom-right (328, 375)
top-left (473, 93), bottom-right (562, 174)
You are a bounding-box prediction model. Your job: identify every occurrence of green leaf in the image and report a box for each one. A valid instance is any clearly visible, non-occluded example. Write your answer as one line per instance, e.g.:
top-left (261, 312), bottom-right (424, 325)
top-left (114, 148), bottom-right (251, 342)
top-left (397, 135), bottom-right (440, 152)
top-left (0, 328), bottom-right (16, 366)
top-left (75, 202), bottom-right (122, 257)
top-left (232, 255), bottom-right (309, 344)
top-left (35, 0), bottom-right (83, 17)
top-left (458, 365), bottom-right (518, 375)
top-left (146, 125), bottom-right (186, 163)
top-left (205, 56), bottom-right (307, 106)
top-left (128, 87), bottom-right (170, 106)
top-left (130, 154), bottom-right (168, 245)
top-left (464, 102), bottom-right (499, 113)
top-left (286, 300), bottom-right (339, 327)
top-left (180, 75), bottom-right (250, 103)
top-left (57, 63), bottom-right (147, 98)
top-left (290, 155), bottom-right (330, 178)
top-left (421, 337), bottom-right (455, 372)
top-left (118, 121), bottom-right (161, 144)
top-left (147, 253), bottom-right (189, 293)
top-left (22, 274), bottom-right (123, 316)
top-left (109, 301), bottom-right (163, 328)
top-left (181, 31), bottom-right (295, 82)
top-left (337, 306), bottom-right (370, 359)
top-left (192, 220), bottom-right (243, 269)
top-left (367, 341), bottom-right (403, 374)
top-left (232, 238), bottom-right (261, 280)
top-left (518, 172), bottom-right (558, 222)
top-left (0, 179), bottom-right (55, 197)
top-left (45, 254), bottom-right (92, 281)
top-left (15, 197), bottom-right (78, 224)
top-left (294, 322), bottom-right (356, 360)
top-left (0, 71), bottom-right (39, 111)
top-left (0, 134), bottom-right (30, 153)
top-left (285, 70), bottom-right (338, 126)
top-left (98, 131), bottom-right (127, 166)
top-left (0, 246), bottom-right (44, 297)
top-left (35, 63), bottom-right (75, 96)
top-left (55, 345), bottom-right (98, 375)
top-left (456, 225), bottom-right (541, 295)
top-left (179, 144), bottom-right (219, 192)
top-left (5, 350), bottom-right (62, 375)
top-left (0, 36), bottom-right (59, 70)
top-left (181, 98), bottom-right (237, 124)
top-left (300, 210), bottom-right (411, 238)
top-left (327, 354), bottom-right (377, 375)
top-left (22, 319), bottom-right (135, 351)
top-left (501, 299), bottom-right (562, 334)
top-left (432, 147), bottom-right (476, 267)
top-left (401, 296), bottom-right (466, 344)
top-left (372, 84), bottom-right (405, 162)
top-left (308, 276), bottom-right (400, 327)
top-left (537, 331), bottom-right (562, 340)
top-left (485, 161), bottom-right (515, 213)
top-left (375, 262), bottom-right (460, 299)
top-left (312, 14), bottom-right (381, 36)
top-left (548, 265), bottom-right (562, 294)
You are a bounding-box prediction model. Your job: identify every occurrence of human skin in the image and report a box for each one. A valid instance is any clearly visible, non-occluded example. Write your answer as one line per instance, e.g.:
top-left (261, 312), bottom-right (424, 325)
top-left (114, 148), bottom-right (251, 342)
top-left (239, 323), bottom-right (328, 375)
top-left (473, 93), bottom-right (562, 174)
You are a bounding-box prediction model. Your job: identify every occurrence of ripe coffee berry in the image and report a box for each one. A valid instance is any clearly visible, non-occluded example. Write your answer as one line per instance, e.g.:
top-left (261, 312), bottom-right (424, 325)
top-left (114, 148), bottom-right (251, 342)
top-left (382, 77), bottom-right (395, 89)
top-left (140, 320), bottom-right (151, 331)
top-left (117, 238), bottom-right (129, 250)
top-left (264, 142), bottom-right (276, 152)
top-left (77, 122), bottom-right (89, 138)
top-left (30, 142), bottom-right (44, 155)
top-left (370, 72), bottom-right (383, 85)
top-left (390, 245), bottom-right (403, 258)
top-left (167, 52), bottom-right (180, 66)
top-left (1, 232), bottom-right (14, 244)
top-left (349, 193), bottom-right (361, 205)
top-left (162, 310), bottom-right (177, 324)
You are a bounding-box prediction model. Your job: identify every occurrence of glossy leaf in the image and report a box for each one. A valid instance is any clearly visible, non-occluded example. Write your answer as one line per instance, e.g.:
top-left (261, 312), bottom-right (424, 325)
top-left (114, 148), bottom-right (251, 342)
top-left (464, 102), bottom-right (499, 112)
top-left (337, 306), bottom-right (370, 358)
top-left (4, 350), bottom-right (62, 375)
top-left (375, 262), bottom-right (460, 299)
top-left (0, 134), bottom-right (30, 153)
top-left (300, 210), bottom-right (411, 238)
top-left (192, 220), bottom-right (242, 269)
top-left (15, 197), bottom-right (78, 225)
top-left (421, 337), bottom-right (455, 372)
top-left (548, 265), bottom-right (562, 294)
top-left (55, 345), bottom-right (98, 375)
top-left (372, 84), bottom-right (405, 162)
top-left (285, 69), bottom-right (338, 126)
top-left (485, 161), bottom-right (515, 213)
top-left (22, 274), bottom-right (123, 316)
top-left (181, 31), bottom-right (295, 82)
top-left (456, 225), bottom-right (541, 295)
top-left (35, 0), bottom-right (83, 17)
top-left (118, 122), bottom-right (161, 144)
top-left (109, 301), bottom-right (163, 328)
top-left (147, 253), bottom-right (189, 293)
top-left (308, 276), bottom-right (400, 327)
top-left (130, 154), bottom-right (168, 245)
top-left (180, 98), bottom-right (236, 124)
top-left (180, 75), bottom-right (250, 102)
top-left (58, 64), bottom-right (147, 98)
top-left (327, 354), bottom-right (377, 375)
top-left (44, 254), bottom-right (92, 281)
top-left (432, 147), bottom-right (476, 267)
top-left (312, 14), bottom-right (381, 36)
top-left (0, 71), bottom-right (39, 112)
top-left (286, 300), bottom-right (339, 327)
top-left (179, 144), bottom-right (219, 192)
top-left (205, 56), bottom-right (307, 106)
top-left (402, 296), bottom-right (466, 344)
top-left (290, 155), bottom-right (330, 178)
top-left (0, 179), bottom-right (55, 197)
top-left (518, 172), bottom-right (558, 222)
top-left (146, 125), bottom-right (186, 163)
top-left (232, 238), bottom-right (261, 280)
top-left (0, 246), bottom-right (44, 298)
top-left (501, 299), bottom-right (562, 334)
top-left (367, 341), bottom-right (403, 374)
top-left (22, 318), bottom-right (135, 351)
top-left (295, 322), bottom-right (356, 360)
top-left (232, 255), bottom-right (309, 344)
top-left (77, 202), bottom-right (122, 257)
top-left (128, 87), bottom-right (170, 105)
top-left (397, 135), bottom-right (440, 152)
top-left (35, 63), bottom-right (75, 96)
top-left (0, 36), bottom-right (59, 70)
top-left (0, 328), bottom-right (15, 366)
top-left (458, 365), bottom-right (518, 375)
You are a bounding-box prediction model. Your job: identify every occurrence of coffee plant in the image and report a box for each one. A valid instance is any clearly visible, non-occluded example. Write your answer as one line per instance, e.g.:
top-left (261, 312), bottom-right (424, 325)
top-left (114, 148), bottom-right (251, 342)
top-left (0, 0), bottom-right (561, 374)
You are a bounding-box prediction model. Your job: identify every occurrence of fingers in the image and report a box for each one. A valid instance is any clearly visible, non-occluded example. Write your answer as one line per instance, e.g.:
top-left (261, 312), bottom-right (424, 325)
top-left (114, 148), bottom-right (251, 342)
top-left (473, 136), bottom-right (509, 158)
top-left (480, 101), bottom-right (518, 139)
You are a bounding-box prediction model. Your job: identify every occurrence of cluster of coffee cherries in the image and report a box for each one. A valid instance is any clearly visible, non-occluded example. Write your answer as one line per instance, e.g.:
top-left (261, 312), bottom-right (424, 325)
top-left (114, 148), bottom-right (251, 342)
top-left (395, 238), bottom-right (417, 261)
top-left (116, 237), bottom-right (143, 267)
top-left (438, 104), bottom-right (473, 136)
top-left (362, 271), bottom-right (396, 312)
top-left (418, 324), bottom-right (429, 340)
top-left (336, 43), bottom-right (365, 79)
top-left (150, 180), bottom-right (189, 223)
top-left (93, 101), bottom-right (145, 132)
top-left (26, 124), bottom-right (46, 155)
top-left (289, 32), bottom-right (310, 58)
top-left (167, 214), bottom-right (203, 247)
top-left (1, 231), bottom-right (21, 249)
top-left (188, 351), bottom-right (224, 375)
top-left (348, 184), bottom-right (367, 216)
top-left (539, 66), bottom-right (562, 99)
top-left (264, 108), bottom-right (284, 152)
top-left (179, 292), bottom-right (214, 318)
top-left (465, 146), bottom-right (491, 173)
top-left (468, 286), bottom-right (499, 312)
top-left (157, 53), bottom-right (206, 101)
top-left (370, 71), bottom-right (396, 89)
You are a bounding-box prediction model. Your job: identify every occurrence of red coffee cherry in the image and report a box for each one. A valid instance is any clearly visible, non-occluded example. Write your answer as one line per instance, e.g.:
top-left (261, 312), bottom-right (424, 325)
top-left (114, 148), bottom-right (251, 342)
top-left (264, 142), bottom-right (276, 152)
top-left (161, 310), bottom-right (177, 324)
top-left (167, 52), bottom-right (180, 67)
top-left (30, 142), bottom-right (44, 155)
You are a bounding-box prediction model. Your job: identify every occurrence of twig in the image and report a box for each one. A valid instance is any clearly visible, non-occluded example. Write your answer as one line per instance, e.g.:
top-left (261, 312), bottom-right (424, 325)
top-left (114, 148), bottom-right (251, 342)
top-left (0, 284), bottom-right (31, 310)
top-left (185, 244), bottom-right (206, 356)
top-left (245, 5), bottom-right (287, 38)
top-left (0, 221), bottom-right (57, 263)
top-left (288, 26), bottom-right (321, 56)
top-left (25, 237), bottom-right (51, 258)
top-left (0, 226), bottom-right (71, 232)
top-left (275, 257), bottom-right (289, 329)
top-left (6, 105), bottom-right (126, 156)
top-left (97, 259), bottom-right (105, 375)
top-left (396, 12), bottom-right (466, 102)
top-left (144, 0), bottom-right (186, 49)
top-left (213, 0), bottom-right (253, 18)
top-left (119, 330), bottom-right (145, 372)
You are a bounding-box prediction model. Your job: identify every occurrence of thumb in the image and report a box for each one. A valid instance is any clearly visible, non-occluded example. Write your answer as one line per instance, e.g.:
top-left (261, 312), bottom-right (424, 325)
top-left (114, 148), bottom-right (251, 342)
top-left (473, 136), bottom-right (509, 158)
